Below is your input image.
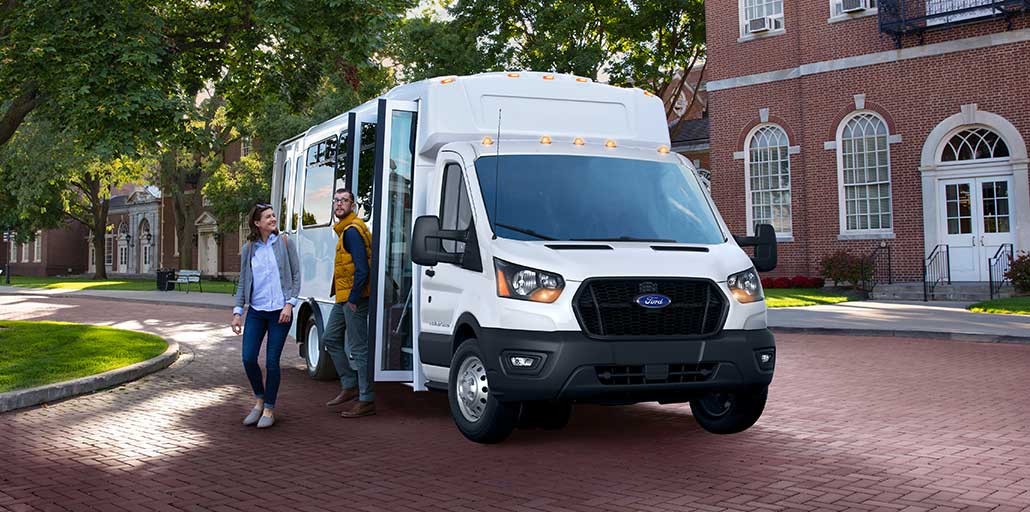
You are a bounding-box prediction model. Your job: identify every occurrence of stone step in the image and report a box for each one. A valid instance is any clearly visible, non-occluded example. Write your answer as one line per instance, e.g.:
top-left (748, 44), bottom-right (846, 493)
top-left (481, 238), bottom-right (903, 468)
top-left (870, 286), bottom-right (1014, 301)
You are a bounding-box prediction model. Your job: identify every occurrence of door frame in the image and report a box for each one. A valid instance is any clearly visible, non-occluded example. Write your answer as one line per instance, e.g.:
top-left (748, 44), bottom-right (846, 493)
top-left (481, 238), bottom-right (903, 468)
top-left (369, 98), bottom-right (421, 383)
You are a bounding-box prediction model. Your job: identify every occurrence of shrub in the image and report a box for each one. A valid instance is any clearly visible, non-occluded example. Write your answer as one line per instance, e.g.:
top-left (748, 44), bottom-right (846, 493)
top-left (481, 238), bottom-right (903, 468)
top-left (819, 250), bottom-right (871, 289)
top-left (772, 277), bottom-right (792, 289)
top-left (789, 276), bottom-right (809, 288)
top-left (1006, 251), bottom-right (1030, 293)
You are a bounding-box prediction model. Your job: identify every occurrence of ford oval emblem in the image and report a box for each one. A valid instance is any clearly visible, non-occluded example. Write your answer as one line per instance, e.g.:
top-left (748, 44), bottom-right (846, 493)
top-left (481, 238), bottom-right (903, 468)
top-left (635, 294), bottom-right (672, 309)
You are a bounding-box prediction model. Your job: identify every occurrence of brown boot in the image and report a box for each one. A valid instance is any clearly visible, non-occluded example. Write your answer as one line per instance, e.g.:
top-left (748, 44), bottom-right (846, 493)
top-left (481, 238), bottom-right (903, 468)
top-left (340, 400), bottom-right (376, 418)
top-left (326, 388), bottom-right (359, 407)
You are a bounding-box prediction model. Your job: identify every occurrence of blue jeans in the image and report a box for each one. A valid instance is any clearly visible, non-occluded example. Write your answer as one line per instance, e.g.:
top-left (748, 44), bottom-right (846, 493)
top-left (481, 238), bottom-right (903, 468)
top-left (323, 299), bottom-right (374, 401)
top-left (242, 307), bottom-right (290, 408)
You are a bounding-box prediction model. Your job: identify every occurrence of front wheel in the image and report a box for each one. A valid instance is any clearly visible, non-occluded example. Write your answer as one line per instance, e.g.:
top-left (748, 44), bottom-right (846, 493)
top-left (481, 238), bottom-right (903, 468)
top-left (689, 386), bottom-right (767, 434)
top-left (448, 339), bottom-right (518, 444)
top-left (303, 317), bottom-right (337, 381)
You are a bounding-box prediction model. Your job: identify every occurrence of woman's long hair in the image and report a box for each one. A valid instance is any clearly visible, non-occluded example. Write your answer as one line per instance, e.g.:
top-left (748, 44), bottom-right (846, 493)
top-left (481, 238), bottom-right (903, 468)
top-left (245, 204), bottom-right (278, 242)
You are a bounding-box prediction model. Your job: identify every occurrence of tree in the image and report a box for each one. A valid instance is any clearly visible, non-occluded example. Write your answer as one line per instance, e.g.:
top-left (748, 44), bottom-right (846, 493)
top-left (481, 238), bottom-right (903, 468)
top-left (0, 0), bottom-right (175, 155)
top-left (0, 117), bottom-right (145, 279)
top-left (202, 154), bottom-right (269, 234)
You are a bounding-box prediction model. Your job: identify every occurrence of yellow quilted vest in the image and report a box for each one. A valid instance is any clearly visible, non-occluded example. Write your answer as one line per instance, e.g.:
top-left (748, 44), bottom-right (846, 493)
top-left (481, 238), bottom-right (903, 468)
top-left (331, 212), bottom-right (373, 303)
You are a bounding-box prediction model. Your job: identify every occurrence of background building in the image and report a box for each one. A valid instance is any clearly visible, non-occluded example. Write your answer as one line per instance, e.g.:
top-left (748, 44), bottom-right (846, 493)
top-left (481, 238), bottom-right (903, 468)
top-left (705, 0), bottom-right (1029, 282)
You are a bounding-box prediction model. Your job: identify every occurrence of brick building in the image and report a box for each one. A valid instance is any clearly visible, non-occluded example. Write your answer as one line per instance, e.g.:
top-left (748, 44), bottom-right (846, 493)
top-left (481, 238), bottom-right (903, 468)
top-left (2, 222), bottom-right (89, 278)
top-left (705, 0), bottom-right (1029, 282)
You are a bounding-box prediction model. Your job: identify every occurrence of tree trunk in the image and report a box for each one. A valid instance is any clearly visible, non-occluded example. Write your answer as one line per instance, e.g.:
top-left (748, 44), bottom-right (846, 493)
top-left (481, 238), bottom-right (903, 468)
top-left (175, 192), bottom-right (198, 269)
top-left (92, 230), bottom-right (107, 280)
top-left (0, 83), bottom-right (41, 147)
top-left (90, 191), bottom-right (109, 280)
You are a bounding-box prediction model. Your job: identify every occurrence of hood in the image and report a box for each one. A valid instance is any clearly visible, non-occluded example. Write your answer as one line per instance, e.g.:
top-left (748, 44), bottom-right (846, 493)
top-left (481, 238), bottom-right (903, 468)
top-left (488, 238), bottom-right (754, 283)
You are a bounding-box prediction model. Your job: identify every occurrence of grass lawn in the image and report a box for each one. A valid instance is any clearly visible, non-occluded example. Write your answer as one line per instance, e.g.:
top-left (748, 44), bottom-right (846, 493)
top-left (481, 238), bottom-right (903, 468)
top-left (6, 275), bottom-right (235, 294)
top-left (0, 321), bottom-right (168, 393)
top-left (765, 288), bottom-right (852, 308)
top-left (967, 296), bottom-right (1030, 315)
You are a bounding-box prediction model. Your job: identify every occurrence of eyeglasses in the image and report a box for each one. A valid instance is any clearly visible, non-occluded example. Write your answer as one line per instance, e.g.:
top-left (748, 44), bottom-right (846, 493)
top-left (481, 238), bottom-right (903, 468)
top-left (255, 203), bottom-right (272, 209)
top-left (332, 198), bottom-right (352, 204)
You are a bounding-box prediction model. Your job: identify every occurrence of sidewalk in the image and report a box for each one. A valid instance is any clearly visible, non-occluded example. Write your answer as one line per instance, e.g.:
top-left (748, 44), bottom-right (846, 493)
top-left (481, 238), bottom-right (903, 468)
top-left (0, 285), bottom-right (234, 309)
top-left (768, 300), bottom-right (1030, 342)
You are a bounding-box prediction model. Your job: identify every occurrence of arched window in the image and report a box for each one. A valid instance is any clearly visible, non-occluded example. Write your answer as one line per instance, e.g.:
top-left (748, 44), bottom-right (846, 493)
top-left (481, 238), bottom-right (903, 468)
top-left (745, 124), bottom-right (792, 236)
top-left (941, 127), bottom-right (1010, 162)
top-left (838, 112), bottom-right (892, 233)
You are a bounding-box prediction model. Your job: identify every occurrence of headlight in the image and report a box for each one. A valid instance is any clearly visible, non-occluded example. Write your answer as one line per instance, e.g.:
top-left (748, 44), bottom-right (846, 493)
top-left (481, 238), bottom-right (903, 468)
top-left (494, 259), bottom-right (565, 303)
top-left (727, 267), bottom-right (763, 304)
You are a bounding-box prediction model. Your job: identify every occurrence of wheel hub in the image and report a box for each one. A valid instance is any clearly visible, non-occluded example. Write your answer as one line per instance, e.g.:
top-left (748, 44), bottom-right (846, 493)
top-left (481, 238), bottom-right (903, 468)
top-left (456, 356), bottom-right (489, 423)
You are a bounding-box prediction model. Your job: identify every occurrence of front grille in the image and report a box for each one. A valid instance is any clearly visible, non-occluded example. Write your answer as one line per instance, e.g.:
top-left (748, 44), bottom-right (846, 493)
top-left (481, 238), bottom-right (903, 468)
top-left (596, 363), bottom-right (717, 385)
top-left (573, 278), bottom-right (725, 338)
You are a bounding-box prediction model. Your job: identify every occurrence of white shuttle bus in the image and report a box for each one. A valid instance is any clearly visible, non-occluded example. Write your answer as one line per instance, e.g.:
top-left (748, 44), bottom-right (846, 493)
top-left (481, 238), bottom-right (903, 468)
top-left (271, 72), bottom-right (778, 443)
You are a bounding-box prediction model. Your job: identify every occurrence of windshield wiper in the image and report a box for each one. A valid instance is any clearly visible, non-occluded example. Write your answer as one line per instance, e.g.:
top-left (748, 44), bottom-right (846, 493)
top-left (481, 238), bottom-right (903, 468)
top-left (495, 223), bottom-right (556, 241)
top-left (572, 236), bottom-right (677, 243)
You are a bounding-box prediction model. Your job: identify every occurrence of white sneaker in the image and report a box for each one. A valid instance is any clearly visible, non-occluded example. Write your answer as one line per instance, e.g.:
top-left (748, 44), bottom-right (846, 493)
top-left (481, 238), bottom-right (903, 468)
top-left (243, 406), bottom-right (263, 426)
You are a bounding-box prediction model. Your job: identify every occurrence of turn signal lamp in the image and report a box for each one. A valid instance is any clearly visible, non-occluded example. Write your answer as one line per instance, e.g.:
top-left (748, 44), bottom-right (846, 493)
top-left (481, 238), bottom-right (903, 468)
top-left (643, 90), bottom-right (655, 97)
top-left (507, 72), bottom-right (521, 78)
top-left (540, 135), bottom-right (552, 145)
top-left (658, 145), bottom-right (670, 154)
top-left (605, 139), bottom-right (617, 148)
top-left (542, 74), bottom-right (555, 80)
top-left (481, 136), bottom-right (494, 146)
top-left (440, 77), bottom-right (456, 84)
top-left (572, 137), bottom-right (585, 146)
top-left (576, 77), bottom-right (590, 83)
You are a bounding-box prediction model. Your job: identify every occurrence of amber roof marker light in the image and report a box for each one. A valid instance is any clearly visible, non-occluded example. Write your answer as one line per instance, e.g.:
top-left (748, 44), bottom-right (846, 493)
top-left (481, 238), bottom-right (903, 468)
top-left (605, 139), bottom-right (617, 148)
top-left (440, 77), bottom-right (456, 84)
top-left (572, 137), bottom-right (585, 146)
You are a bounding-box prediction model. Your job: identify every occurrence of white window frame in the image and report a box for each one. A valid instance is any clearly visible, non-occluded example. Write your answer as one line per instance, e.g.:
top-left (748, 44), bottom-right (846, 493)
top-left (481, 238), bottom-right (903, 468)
top-left (105, 235), bottom-right (114, 267)
top-left (33, 232), bottom-right (41, 262)
top-left (836, 111), bottom-right (894, 238)
top-left (744, 123), bottom-right (793, 240)
top-left (828, 0), bottom-right (878, 23)
top-left (9, 238), bottom-right (16, 262)
top-left (739, 0), bottom-right (785, 40)
top-left (21, 241), bottom-right (29, 263)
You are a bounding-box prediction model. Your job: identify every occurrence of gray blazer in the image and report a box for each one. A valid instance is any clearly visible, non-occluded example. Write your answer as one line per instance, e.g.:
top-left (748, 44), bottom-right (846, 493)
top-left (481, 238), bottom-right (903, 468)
top-left (234, 234), bottom-right (301, 314)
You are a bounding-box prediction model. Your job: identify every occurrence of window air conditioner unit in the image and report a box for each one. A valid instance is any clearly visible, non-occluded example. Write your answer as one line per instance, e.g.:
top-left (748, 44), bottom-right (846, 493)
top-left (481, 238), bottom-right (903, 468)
top-left (841, 0), bottom-right (867, 13)
top-left (748, 17), bottom-right (770, 33)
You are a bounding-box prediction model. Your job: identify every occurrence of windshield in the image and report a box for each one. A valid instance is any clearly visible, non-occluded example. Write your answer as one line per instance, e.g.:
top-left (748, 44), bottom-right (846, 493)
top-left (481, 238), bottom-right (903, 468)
top-left (476, 154), bottom-right (724, 244)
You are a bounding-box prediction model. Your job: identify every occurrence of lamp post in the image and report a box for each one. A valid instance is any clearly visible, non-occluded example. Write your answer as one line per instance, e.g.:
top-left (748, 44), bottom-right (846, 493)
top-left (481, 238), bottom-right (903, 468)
top-left (3, 230), bottom-right (10, 285)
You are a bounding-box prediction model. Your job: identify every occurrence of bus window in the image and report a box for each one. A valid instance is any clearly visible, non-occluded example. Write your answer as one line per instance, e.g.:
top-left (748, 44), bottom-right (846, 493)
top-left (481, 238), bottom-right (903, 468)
top-left (292, 155), bottom-right (303, 231)
top-left (280, 159), bottom-right (292, 231)
top-left (302, 136), bottom-right (337, 227)
top-left (334, 132), bottom-right (350, 192)
top-left (355, 122), bottom-right (376, 222)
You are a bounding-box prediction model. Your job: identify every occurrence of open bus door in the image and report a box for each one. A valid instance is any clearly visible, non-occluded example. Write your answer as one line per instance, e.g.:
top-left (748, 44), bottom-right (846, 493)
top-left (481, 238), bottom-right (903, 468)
top-left (368, 98), bottom-right (425, 390)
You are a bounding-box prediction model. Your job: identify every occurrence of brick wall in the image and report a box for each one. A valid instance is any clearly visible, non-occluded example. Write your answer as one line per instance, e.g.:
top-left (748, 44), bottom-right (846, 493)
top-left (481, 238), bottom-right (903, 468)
top-left (709, 41), bottom-right (1030, 280)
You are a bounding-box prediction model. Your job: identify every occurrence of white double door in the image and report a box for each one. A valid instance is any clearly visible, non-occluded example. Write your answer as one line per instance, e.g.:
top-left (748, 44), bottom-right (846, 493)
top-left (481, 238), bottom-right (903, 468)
top-left (939, 175), bottom-right (1015, 281)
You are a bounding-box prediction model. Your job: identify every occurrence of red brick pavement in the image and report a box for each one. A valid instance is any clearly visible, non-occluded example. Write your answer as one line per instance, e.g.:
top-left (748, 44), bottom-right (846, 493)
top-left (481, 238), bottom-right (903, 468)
top-left (1, 294), bottom-right (1029, 512)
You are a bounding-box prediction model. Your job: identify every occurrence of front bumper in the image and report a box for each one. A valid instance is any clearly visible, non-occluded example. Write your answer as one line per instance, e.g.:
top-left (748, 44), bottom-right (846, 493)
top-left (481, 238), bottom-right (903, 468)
top-left (478, 328), bottom-right (775, 404)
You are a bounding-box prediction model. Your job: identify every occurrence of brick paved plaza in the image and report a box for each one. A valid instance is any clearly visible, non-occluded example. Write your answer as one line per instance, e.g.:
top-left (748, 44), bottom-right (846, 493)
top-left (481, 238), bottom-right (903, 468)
top-left (1, 295), bottom-right (1029, 512)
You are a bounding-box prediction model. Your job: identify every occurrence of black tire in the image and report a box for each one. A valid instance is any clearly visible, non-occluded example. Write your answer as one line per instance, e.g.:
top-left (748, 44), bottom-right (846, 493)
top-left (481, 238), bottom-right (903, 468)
top-left (518, 401), bottom-right (573, 430)
top-left (689, 386), bottom-right (767, 434)
top-left (448, 339), bottom-right (518, 444)
top-left (302, 317), bottom-right (337, 381)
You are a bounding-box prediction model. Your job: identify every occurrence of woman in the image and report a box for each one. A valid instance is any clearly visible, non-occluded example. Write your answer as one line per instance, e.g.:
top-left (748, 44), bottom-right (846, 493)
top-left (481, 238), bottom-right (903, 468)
top-left (231, 203), bottom-right (300, 428)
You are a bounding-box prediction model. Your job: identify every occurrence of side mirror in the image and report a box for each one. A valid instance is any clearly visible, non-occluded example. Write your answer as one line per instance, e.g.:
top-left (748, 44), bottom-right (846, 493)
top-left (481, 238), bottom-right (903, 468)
top-left (410, 215), bottom-right (464, 267)
top-left (733, 223), bottom-right (778, 272)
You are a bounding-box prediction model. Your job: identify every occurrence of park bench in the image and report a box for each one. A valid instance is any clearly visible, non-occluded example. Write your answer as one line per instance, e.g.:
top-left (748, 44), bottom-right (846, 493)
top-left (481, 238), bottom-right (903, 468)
top-left (172, 269), bottom-right (203, 293)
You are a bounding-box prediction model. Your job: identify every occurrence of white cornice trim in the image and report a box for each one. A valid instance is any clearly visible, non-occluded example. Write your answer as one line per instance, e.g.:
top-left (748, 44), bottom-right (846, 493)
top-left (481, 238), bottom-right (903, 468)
top-left (708, 28), bottom-right (1030, 92)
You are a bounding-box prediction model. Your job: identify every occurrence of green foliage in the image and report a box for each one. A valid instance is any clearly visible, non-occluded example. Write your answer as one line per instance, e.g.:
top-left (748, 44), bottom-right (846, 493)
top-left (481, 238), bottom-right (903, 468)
top-left (1005, 251), bottom-right (1030, 293)
top-left (0, 320), bottom-right (168, 393)
top-left (819, 249), bottom-right (873, 290)
top-left (0, 0), bottom-right (176, 155)
top-left (203, 154), bottom-right (270, 233)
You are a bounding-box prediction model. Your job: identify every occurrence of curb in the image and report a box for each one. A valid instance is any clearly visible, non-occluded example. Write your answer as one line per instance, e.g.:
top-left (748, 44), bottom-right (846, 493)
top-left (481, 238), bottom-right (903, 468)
top-left (0, 341), bottom-right (180, 414)
top-left (771, 326), bottom-right (1030, 345)
top-left (0, 289), bottom-right (229, 311)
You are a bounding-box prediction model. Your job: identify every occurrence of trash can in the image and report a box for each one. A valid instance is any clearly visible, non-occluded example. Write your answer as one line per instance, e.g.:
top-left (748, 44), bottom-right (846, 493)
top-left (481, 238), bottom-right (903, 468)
top-left (157, 269), bottom-right (175, 291)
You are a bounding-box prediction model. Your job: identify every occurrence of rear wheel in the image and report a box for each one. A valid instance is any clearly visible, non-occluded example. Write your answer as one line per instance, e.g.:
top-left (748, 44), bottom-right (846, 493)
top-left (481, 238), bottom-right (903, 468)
top-left (448, 339), bottom-right (517, 444)
top-left (689, 386), bottom-right (767, 434)
top-left (303, 317), bottom-right (336, 381)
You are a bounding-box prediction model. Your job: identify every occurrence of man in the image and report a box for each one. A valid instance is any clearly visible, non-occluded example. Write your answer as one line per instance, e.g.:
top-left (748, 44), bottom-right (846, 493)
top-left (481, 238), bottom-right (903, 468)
top-left (323, 188), bottom-right (375, 417)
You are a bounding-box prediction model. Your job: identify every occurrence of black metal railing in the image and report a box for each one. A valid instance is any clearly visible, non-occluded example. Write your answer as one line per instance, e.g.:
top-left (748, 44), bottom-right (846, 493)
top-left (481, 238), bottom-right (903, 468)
top-left (988, 243), bottom-right (1014, 300)
top-left (861, 245), bottom-right (893, 292)
top-left (923, 244), bottom-right (951, 301)
top-left (879, 0), bottom-right (1029, 46)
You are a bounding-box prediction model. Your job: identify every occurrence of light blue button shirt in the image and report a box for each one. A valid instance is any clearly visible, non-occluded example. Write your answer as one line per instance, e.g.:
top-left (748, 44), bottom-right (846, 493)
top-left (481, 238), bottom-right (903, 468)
top-left (233, 233), bottom-right (296, 316)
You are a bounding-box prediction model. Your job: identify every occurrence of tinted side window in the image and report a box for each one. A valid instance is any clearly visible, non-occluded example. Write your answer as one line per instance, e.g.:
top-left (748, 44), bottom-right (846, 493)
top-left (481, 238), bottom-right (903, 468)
top-left (292, 156), bottom-right (303, 231)
top-left (440, 163), bottom-right (471, 253)
top-left (280, 159), bottom-right (292, 231)
top-left (334, 131), bottom-right (350, 193)
top-left (302, 136), bottom-right (337, 227)
top-left (355, 122), bottom-right (377, 222)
